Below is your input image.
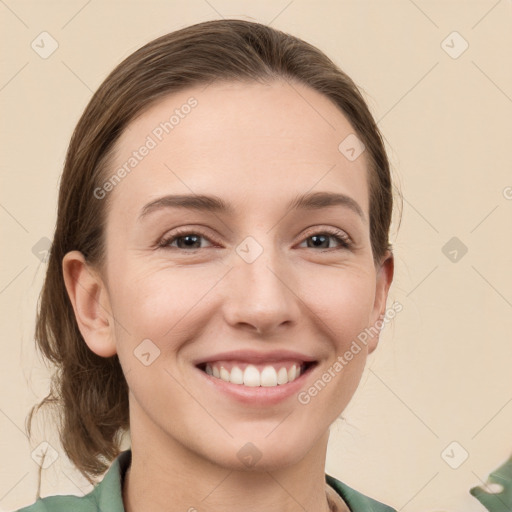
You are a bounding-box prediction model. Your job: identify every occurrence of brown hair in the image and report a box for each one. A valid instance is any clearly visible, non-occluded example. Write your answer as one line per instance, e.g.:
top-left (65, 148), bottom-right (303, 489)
top-left (27, 18), bottom-right (397, 485)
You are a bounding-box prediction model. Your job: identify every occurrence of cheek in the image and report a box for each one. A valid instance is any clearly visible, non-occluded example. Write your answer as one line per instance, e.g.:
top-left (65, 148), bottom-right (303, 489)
top-left (303, 267), bottom-right (376, 346)
top-left (107, 261), bottom-right (224, 345)
top-left (107, 243), bottom-right (376, 357)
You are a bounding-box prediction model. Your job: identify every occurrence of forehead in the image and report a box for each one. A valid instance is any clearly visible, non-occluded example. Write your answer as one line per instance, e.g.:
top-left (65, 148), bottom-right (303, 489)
top-left (106, 79), bottom-right (369, 219)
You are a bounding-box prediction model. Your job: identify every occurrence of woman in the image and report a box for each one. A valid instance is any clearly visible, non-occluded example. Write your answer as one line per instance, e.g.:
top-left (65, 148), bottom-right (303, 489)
top-left (17, 19), bottom-right (397, 512)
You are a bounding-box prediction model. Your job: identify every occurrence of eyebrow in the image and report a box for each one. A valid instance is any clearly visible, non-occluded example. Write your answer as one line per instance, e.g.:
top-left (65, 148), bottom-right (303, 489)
top-left (138, 191), bottom-right (366, 222)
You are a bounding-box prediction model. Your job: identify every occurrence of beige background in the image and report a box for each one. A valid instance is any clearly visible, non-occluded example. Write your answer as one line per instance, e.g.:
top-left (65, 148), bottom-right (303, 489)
top-left (1, 1), bottom-right (512, 511)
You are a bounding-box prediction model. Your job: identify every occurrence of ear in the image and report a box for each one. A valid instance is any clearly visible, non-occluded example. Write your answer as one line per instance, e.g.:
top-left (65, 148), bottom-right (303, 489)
top-left (367, 250), bottom-right (394, 354)
top-left (62, 250), bottom-right (117, 357)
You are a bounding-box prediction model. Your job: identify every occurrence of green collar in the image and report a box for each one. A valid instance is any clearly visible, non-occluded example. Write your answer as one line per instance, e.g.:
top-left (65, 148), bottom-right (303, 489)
top-left (17, 449), bottom-right (396, 511)
top-left (17, 449), bottom-right (512, 512)
top-left (325, 473), bottom-right (396, 511)
top-left (98, 450), bottom-right (397, 512)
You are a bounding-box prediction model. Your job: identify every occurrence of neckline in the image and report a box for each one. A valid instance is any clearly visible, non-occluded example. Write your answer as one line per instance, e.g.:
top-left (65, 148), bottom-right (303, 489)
top-left (118, 448), bottom-right (352, 512)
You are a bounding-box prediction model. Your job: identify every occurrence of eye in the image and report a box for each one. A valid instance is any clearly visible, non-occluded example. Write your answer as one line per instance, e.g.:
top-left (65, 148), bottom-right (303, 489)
top-left (298, 228), bottom-right (352, 251)
top-left (157, 227), bottom-right (352, 252)
top-left (157, 228), bottom-right (215, 250)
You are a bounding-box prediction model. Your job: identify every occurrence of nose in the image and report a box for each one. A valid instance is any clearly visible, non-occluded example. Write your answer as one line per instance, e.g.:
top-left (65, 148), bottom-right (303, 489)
top-left (222, 240), bottom-right (302, 336)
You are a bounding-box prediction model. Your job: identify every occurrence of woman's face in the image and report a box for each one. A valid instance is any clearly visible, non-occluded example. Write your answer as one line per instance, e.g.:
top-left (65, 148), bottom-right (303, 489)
top-left (85, 79), bottom-right (392, 470)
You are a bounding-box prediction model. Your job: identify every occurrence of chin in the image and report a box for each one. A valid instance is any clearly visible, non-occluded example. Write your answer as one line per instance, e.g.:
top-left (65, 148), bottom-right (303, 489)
top-left (202, 432), bottom-right (318, 472)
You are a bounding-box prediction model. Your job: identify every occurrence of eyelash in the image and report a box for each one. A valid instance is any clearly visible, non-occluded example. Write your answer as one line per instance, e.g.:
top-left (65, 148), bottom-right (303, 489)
top-left (157, 227), bottom-right (353, 252)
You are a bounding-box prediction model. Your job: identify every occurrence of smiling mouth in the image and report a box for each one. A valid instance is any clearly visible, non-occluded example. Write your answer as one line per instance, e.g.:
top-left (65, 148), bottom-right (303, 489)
top-left (196, 361), bottom-right (317, 387)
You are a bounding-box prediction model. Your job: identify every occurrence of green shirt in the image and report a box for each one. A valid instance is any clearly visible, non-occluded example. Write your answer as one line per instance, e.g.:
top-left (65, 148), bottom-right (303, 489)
top-left (470, 455), bottom-right (512, 512)
top-left (15, 449), bottom-right (396, 512)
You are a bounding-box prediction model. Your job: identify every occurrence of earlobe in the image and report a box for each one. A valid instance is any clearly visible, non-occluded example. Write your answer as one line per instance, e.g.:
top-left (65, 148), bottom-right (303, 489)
top-left (62, 250), bottom-right (117, 358)
top-left (368, 251), bottom-right (395, 354)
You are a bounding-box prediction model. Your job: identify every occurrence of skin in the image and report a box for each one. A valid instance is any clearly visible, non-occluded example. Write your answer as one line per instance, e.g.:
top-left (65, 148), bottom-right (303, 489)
top-left (63, 79), bottom-right (393, 512)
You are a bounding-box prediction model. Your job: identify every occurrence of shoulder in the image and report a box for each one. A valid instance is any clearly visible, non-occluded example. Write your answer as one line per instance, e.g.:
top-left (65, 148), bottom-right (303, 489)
top-left (13, 450), bottom-right (131, 512)
top-left (326, 473), bottom-right (397, 512)
top-left (15, 493), bottom-right (98, 512)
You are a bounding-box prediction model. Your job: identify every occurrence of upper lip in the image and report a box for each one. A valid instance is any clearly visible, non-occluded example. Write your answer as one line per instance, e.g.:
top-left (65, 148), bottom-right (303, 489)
top-left (193, 349), bottom-right (318, 366)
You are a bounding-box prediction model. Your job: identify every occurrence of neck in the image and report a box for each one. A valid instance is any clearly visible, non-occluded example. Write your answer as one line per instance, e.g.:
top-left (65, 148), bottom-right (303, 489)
top-left (122, 402), bottom-right (346, 512)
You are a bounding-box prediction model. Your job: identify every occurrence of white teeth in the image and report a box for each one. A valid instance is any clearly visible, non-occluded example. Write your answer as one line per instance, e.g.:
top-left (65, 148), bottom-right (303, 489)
top-left (260, 366), bottom-right (278, 387)
top-left (230, 365), bottom-right (244, 385)
top-left (219, 367), bottom-right (230, 382)
top-left (277, 367), bottom-right (288, 385)
top-left (203, 363), bottom-right (303, 387)
top-left (243, 365), bottom-right (260, 387)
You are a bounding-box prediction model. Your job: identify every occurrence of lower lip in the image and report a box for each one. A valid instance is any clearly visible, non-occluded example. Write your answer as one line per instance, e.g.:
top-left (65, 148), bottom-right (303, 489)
top-left (196, 363), bottom-right (317, 406)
